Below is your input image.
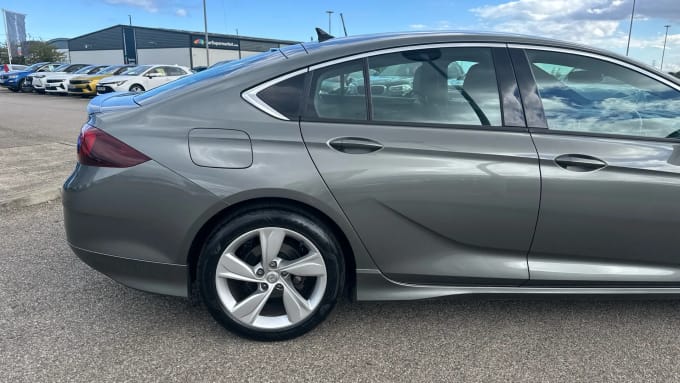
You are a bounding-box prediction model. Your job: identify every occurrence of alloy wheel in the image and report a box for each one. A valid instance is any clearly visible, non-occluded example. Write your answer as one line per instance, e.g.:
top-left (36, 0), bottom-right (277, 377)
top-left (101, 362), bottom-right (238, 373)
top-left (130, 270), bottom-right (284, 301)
top-left (214, 227), bottom-right (328, 330)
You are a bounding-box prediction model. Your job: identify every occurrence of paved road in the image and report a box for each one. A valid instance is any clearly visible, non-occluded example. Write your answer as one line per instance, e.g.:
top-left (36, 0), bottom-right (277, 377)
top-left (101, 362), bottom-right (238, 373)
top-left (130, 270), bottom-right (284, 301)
top-left (0, 89), bottom-right (87, 208)
top-left (4, 89), bottom-right (680, 382)
top-left (4, 203), bottom-right (680, 382)
top-left (0, 88), bottom-right (88, 148)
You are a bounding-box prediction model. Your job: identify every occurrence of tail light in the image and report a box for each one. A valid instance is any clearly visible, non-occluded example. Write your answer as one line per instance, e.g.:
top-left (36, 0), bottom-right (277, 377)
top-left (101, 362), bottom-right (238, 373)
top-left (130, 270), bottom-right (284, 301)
top-left (77, 124), bottom-right (150, 167)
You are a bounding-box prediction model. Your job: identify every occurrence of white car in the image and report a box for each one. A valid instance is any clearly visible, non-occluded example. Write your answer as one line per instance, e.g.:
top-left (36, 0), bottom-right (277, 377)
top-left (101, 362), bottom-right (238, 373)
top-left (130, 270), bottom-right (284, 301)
top-left (28, 63), bottom-right (90, 93)
top-left (96, 64), bottom-right (192, 94)
top-left (44, 65), bottom-right (108, 95)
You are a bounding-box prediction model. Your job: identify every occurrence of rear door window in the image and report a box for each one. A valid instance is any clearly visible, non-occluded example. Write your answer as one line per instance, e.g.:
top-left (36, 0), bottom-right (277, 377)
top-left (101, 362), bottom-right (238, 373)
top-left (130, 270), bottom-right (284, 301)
top-left (367, 47), bottom-right (502, 126)
top-left (306, 59), bottom-right (367, 121)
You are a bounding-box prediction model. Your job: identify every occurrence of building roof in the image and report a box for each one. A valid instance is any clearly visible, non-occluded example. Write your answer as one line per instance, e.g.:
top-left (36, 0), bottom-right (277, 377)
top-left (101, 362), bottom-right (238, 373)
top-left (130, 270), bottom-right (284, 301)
top-left (69, 24), bottom-right (299, 45)
top-left (47, 38), bottom-right (69, 49)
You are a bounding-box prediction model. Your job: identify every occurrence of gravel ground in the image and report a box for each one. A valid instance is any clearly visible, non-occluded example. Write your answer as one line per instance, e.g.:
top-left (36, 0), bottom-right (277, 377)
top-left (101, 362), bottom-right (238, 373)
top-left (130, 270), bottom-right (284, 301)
top-left (3, 202), bottom-right (680, 382)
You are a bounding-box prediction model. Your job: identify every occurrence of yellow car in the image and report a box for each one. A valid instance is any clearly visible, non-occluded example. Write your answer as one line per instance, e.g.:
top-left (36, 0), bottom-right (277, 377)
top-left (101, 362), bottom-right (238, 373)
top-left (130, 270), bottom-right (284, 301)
top-left (68, 65), bottom-right (135, 96)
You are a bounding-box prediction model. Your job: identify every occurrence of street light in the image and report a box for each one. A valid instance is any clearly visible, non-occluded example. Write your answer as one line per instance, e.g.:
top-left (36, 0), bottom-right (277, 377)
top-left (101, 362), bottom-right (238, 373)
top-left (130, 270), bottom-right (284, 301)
top-left (202, 0), bottom-right (210, 66)
top-left (326, 10), bottom-right (334, 34)
top-left (626, 0), bottom-right (636, 56)
top-left (661, 24), bottom-right (671, 71)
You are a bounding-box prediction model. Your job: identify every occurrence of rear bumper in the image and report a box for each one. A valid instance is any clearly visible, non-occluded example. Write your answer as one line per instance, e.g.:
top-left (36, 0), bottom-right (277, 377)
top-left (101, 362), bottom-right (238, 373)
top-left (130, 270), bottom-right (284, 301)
top-left (70, 243), bottom-right (188, 297)
top-left (62, 161), bottom-right (226, 298)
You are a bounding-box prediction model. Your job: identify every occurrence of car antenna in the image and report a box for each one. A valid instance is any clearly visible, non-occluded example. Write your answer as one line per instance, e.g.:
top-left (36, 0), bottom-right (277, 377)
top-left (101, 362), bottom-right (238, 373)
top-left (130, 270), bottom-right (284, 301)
top-left (315, 28), bottom-right (335, 42)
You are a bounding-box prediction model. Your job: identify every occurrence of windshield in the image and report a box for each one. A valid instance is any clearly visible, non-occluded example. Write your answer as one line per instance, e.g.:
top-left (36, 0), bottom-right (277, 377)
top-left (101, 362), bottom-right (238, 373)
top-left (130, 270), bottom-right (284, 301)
top-left (135, 51), bottom-right (283, 103)
top-left (53, 64), bottom-right (70, 72)
top-left (25, 63), bottom-right (45, 71)
top-left (74, 66), bottom-right (97, 74)
top-left (122, 65), bottom-right (152, 76)
top-left (97, 65), bottom-right (123, 75)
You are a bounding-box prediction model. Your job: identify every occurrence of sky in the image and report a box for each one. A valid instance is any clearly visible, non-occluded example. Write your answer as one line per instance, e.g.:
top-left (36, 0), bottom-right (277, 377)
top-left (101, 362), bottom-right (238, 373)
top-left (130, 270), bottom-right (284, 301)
top-left (1, 0), bottom-right (679, 71)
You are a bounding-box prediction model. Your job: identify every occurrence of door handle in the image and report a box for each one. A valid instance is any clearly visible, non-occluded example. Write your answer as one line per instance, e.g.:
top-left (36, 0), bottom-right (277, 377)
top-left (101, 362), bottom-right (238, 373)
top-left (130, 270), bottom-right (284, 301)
top-left (328, 137), bottom-right (383, 154)
top-left (554, 154), bottom-right (607, 172)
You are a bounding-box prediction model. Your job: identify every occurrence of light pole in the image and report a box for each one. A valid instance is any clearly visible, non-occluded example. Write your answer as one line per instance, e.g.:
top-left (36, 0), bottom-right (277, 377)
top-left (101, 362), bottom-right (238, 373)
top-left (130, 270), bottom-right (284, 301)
top-left (626, 0), bottom-right (636, 56)
top-left (661, 24), bottom-right (671, 71)
top-left (203, 0), bottom-right (210, 66)
top-left (326, 10), bottom-right (334, 34)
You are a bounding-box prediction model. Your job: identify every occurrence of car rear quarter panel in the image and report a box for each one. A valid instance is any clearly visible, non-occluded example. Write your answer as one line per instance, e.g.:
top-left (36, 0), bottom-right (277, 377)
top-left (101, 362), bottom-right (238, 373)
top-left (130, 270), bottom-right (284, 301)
top-left (92, 81), bottom-right (379, 270)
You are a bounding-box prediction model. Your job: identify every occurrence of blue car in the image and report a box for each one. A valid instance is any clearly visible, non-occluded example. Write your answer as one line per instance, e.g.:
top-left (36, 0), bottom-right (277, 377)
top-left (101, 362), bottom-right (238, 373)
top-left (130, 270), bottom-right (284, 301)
top-left (0, 62), bottom-right (63, 92)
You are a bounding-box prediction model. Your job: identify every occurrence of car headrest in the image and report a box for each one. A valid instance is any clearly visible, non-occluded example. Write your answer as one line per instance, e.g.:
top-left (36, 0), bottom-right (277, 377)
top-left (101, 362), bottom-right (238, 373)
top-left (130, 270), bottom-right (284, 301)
top-left (463, 64), bottom-right (497, 97)
top-left (412, 63), bottom-right (447, 104)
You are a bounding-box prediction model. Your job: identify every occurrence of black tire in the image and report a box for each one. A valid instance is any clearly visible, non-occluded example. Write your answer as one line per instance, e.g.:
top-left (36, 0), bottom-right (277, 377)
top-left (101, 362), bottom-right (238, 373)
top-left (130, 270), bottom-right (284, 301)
top-left (16, 79), bottom-right (25, 92)
top-left (197, 208), bottom-right (345, 341)
top-left (9, 79), bottom-right (24, 93)
top-left (129, 84), bottom-right (145, 92)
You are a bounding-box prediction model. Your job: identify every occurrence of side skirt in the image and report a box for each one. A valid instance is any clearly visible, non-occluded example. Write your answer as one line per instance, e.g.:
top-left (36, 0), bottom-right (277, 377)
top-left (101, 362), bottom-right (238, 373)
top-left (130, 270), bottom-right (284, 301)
top-left (356, 269), bottom-right (680, 301)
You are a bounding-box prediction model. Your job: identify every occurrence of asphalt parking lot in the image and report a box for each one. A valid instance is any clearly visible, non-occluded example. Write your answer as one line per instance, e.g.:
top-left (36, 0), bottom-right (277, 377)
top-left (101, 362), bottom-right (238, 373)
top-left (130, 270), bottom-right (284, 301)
top-left (4, 89), bottom-right (680, 382)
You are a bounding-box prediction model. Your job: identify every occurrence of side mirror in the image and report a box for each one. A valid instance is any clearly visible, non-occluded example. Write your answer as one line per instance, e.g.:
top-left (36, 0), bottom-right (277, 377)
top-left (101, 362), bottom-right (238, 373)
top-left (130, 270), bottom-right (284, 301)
top-left (146, 72), bottom-right (162, 78)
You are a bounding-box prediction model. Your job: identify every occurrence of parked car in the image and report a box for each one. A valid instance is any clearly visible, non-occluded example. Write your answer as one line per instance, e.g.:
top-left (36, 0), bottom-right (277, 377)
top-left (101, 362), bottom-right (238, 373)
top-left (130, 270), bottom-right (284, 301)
top-left (64, 32), bottom-right (680, 341)
top-left (2, 64), bottom-right (27, 72)
top-left (0, 62), bottom-right (62, 92)
top-left (96, 64), bottom-right (192, 94)
top-left (68, 65), bottom-right (136, 97)
top-left (44, 65), bottom-right (109, 95)
top-left (27, 64), bottom-right (90, 94)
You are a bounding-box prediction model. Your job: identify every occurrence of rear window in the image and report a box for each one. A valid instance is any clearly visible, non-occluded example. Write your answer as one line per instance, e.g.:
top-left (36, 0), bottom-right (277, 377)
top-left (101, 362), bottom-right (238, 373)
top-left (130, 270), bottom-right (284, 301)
top-left (135, 50), bottom-right (290, 104)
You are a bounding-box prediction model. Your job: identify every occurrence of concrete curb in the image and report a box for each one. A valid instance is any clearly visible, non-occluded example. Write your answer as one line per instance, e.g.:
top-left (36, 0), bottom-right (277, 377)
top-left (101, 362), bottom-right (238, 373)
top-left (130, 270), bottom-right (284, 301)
top-left (0, 187), bottom-right (62, 210)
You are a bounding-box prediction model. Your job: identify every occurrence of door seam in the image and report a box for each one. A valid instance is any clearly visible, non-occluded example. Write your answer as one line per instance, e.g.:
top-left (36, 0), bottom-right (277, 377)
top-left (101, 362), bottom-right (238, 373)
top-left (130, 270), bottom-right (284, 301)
top-left (297, 118), bottom-right (386, 274)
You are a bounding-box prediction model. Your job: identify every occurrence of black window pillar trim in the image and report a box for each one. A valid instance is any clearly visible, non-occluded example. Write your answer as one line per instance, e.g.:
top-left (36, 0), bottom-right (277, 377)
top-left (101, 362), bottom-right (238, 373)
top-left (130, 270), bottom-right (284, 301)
top-left (362, 57), bottom-right (372, 121)
top-left (508, 48), bottom-right (548, 129)
top-left (492, 47), bottom-right (526, 128)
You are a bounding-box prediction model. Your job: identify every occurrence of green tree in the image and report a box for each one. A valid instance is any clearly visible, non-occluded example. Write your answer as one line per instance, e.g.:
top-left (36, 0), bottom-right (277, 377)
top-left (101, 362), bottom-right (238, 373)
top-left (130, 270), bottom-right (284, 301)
top-left (0, 42), bottom-right (10, 64)
top-left (24, 40), bottom-right (65, 63)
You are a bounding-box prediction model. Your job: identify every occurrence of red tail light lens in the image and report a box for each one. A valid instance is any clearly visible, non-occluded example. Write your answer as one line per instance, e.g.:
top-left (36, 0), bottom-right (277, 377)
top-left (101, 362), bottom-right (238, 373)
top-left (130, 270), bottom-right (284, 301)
top-left (77, 124), bottom-right (150, 168)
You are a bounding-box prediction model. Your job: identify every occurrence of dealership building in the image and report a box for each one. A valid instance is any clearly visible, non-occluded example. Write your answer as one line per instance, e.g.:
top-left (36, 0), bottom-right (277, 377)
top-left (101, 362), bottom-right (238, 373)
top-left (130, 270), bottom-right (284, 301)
top-left (58, 25), bottom-right (298, 68)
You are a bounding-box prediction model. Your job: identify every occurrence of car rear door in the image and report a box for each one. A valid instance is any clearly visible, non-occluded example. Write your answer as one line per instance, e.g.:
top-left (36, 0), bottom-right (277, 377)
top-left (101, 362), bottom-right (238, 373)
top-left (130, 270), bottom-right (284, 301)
top-left (299, 45), bottom-right (540, 286)
top-left (144, 67), bottom-right (169, 89)
top-left (511, 46), bottom-right (680, 285)
top-left (162, 66), bottom-right (186, 83)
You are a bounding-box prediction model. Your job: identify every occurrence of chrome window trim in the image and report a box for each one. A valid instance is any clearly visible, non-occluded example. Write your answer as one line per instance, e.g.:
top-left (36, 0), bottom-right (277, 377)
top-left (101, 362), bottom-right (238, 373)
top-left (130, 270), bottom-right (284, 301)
top-left (309, 42), bottom-right (507, 71)
top-left (508, 43), bottom-right (680, 92)
top-left (243, 42), bottom-right (506, 120)
top-left (241, 68), bottom-right (308, 121)
top-left (243, 42), bottom-right (680, 122)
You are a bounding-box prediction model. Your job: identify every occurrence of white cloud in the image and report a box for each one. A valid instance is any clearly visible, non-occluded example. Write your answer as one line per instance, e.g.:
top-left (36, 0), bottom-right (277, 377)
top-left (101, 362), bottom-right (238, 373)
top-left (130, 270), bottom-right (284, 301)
top-left (409, 24), bottom-right (427, 30)
top-left (470, 0), bottom-right (680, 70)
top-left (104, 0), bottom-right (193, 15)
top-left (105, 0), bottom-right (159, 13)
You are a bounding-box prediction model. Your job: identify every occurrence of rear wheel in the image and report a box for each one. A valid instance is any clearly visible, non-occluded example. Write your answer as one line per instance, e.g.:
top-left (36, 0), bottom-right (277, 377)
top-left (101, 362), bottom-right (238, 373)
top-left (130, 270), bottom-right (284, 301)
top-left (198, 209), bottom-right (344, 341)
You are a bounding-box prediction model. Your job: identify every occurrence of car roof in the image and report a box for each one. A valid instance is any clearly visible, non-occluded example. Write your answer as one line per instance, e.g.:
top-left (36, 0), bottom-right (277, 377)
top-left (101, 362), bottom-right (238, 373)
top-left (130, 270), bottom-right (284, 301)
top-left (136, 31), bottom-right (680, 105)
top-left (274, 31), bottom-right (676, 84)
top-left (301, 31), bottom-right (620, 62)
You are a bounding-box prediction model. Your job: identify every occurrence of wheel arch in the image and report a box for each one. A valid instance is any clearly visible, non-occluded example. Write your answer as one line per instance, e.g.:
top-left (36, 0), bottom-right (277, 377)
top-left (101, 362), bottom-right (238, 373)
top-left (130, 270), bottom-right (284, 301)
top-left (187, 196), bottom-right (357, 301)
top-left (129, 83), bottom-right (145, 91)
